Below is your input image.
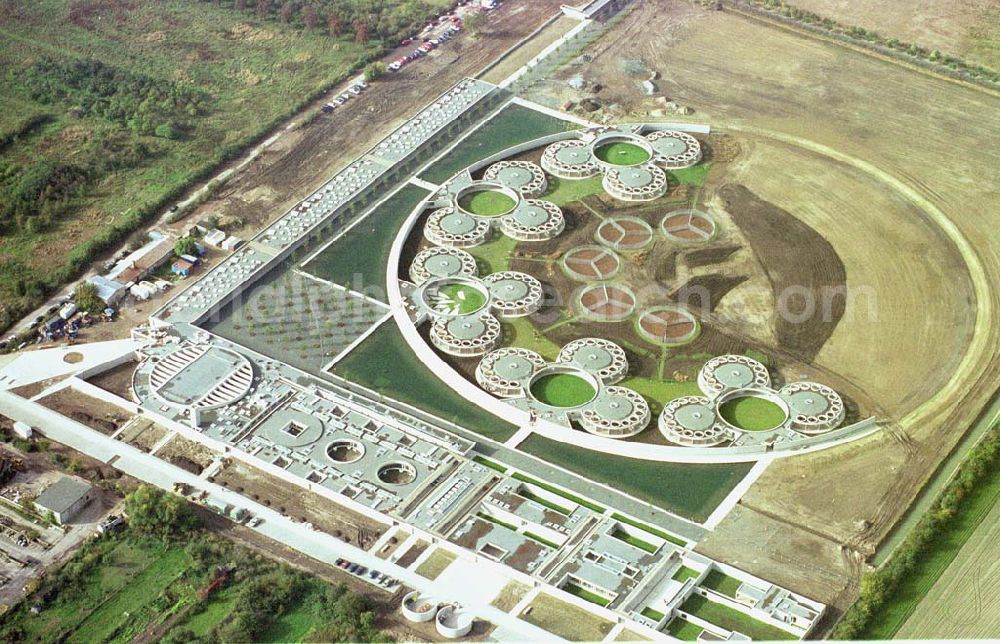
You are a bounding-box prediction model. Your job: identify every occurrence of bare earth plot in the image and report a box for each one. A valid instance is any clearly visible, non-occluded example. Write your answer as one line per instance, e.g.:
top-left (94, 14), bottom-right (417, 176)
top-left (524, 1), bottom-right (1000, 610)
top-left (896, 498), bottom-right (1000, 638)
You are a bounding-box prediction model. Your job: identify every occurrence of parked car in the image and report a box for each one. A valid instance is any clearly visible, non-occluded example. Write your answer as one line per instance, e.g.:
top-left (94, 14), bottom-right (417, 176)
top-left (320, 105), bottom-right (334, 113)
top-left (335, 558), bottom-right (346, 566)
top-left (332, 96), bottom-right (346, 106)
top-left (348, 85), bottom-right (362, 95)
top-left (339, 92), bottom-right (351, 101)
top-left (400, 37), bottom-right (413, 46)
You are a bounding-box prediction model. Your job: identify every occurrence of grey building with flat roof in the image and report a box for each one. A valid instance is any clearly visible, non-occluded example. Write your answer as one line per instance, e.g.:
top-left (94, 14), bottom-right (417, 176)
top-left (34, 476), bottom-right (95, 524)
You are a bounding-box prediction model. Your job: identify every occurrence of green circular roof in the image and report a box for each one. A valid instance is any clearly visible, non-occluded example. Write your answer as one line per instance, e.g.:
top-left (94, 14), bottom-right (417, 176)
top-left (513, 204), bottom-right (550, 227)
top-left (675, 401), bottom-right (717, 431)
top-left (439, 212), bottom-right (478, 235)
top-left (494, 166), bottom-right (533, 188)
top-left (447, 317), bottom-right (486, 340)
top-left (555, 146), bottom-right (592, 165)
top-left (424, 254), bottom-right (464, 278)
top-left (489, 278), bottom-right (529, 302)
top-left (493, 355), bottom-right (537, 381)
top-left (785, 391), bottom-right (830, 415)
top-left (713, 363), bottom-right (756, 389)
top-left (592, 392), bottom-right (634, 421)
top-left (613, 166), bottom-right (654, 188)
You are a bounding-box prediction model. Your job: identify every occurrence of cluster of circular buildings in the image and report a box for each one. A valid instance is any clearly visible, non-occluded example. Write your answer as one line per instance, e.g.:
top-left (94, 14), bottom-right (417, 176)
top-left (541, 127), bottom-right (702, 201)
top-left (475, 338), bottom-right (651, 438)
top-left (659, 354), bottom-right (846, 447)
top-left (401, 591), bottom-right (474, 639)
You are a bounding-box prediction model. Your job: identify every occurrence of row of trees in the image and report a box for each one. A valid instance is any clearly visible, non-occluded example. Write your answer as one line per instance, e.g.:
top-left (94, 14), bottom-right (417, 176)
top-left (833, 422), bottom-right (1000, 638)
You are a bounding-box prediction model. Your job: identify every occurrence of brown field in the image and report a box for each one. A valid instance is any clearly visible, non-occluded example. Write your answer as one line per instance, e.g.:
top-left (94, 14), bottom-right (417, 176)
top-left (520, 592), bottom-right (615, 641)
top-left (36, 386), bottom-right (131, 436)
top-left (896, 498), bottom-right (1000, 638)
top-left (525, 0), bottom-right (1000, 613)
top-left (785, 0), bottom-right (1000, 69)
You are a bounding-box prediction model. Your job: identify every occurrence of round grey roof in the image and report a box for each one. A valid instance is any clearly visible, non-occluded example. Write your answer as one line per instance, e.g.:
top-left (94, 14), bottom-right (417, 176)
top-left (447, 316), bottom-right (487, 340)
top-left (571, 347), bottom-right (614, 373)
top-left (784, 390), bottom-right (831, 415)
top-left (592, 391), bottom-right (635, 421)
top-left (674, 401), bottom-right (717, 431)
top-left (612, 166), bottom-right (654, 188)
top-left (439, 212), bottom-right (478, 235)
top-left (651, 136), bottom-right (687, 155)
top-left (494, 166), bottom-right (533, 188)
top-left (489, 278), bottom-right (529, 302)
top-left (713, 363), bottom-right (756, 389)
top-left (493, 355), bottom-right (538, 381)
top-left (424, 253), bottom-right (465, 278)
top-left (556, 146), bottom-right (592, 165)
top-left (512, 204), bottom-right (551, 227)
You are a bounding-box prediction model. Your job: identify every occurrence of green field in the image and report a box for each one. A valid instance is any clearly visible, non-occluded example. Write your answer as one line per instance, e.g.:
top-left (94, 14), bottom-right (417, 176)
top-left (640, 606), bottom-right (665, 622)
top-left (612, 512), bottom-right (687, 547)
top-left (529, 373), bottom-right (597, 407)
top-left (610, 527), bottom-right (658, 553)
top-left (458, 189), bottom-right (517, 216)
top-left (540, 175), bottom-right (606, 206)
top-left (701, 569), bottom-right (743, 597)
top-left (667, 163), bottom-right (710, 186)
top-left (420, 103), bottom-right (579, 184)
top-left (437, 282), bottom-right (488, 314)
top-left (718, 395), bottom-right (788, 431)
top-left (303, 184), bottom-right (431, 294)
top-left (524, 531), bottom-right (560, 549)
top-left (594, 141), bottom-right (651, 166)
top-left (0, 0), bottom-right (411, 333)
top-left (667, 617), bottom-right (704, 641)
top-left (563, 582), bottom-right (611, 607)
top-left (329, 319), bottom-right (519, 442)
top-left (473, 455), bottom-right (508, 473)
top-left (672, 565), bottom-right (701, 583)
top-left (680, 595), bottom-right (796, 641)
top-left (518, 435), bottom-right (753, 522)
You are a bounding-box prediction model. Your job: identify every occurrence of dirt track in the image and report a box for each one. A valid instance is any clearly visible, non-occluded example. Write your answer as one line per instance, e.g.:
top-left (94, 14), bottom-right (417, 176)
top-left (185, 0), bottom-right (567, 241)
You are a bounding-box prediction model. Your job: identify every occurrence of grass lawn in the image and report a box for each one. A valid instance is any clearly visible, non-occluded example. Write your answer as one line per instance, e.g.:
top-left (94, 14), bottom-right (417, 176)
top-left (562, 582), bottom-right (611, 607)
top-left (176, 589), bottom-right (238, 637)
top-left (478, 512), bottom-right (519, 532)
top-left (458, 189), bottom-right (517, 216)
top-left (610, 527), bottom-right (658, 553)
top-left (701, 569), bottom-right (743, 598)
top-left (504, 315), bottom-right (563, 361)
top-left (511, 472), bottom-right (606, 513)
top-left (521, 592), bottom-right (615, 642)
top-left (640, 606), bottom-right (665, 621)
top-left (541, 174), bottom-right (606, 206)
top-left (466, 234), bottom-right (518, 274)
top-left (524, 531), bottom-right (560, 549)
top-left (667, 163), bottom-right (710, 186)
top-left (612, 513), bottom-right (687, 547)
top-left (329, 320), bottom-right (519, 442)
top-left (672, 565), bottom-right (701, 583)
top-left (518, 488), bottom-right (572, 515)
top-left (594, 141), bottom-right (651, 165)
top-left (473, 455), bottom-right (508, 473)
top-left (302, 184), bottom-right (430, 293)
top-left (420, 103), bottom-right (579, 184)
top-left (619, 376), bottom-right (703, 414)
top-left (681, 595), bottom-right (796, 641)
top-left (667, 617), bottom-right (704, 641)
top-left (616, 628), bottom-right (652, 641)
top-left (518, 435), bottom-right (753, 522)
top-left (718, 395), bottom-right (787, 431)
top-left (261, 603), bottom-right (318, 643)
top-left (529, 373), bottom-right (596, 407)
top-left (414, 548), bottom-right (456, 581)
top-left (436, 282), bottom-right (488, 314)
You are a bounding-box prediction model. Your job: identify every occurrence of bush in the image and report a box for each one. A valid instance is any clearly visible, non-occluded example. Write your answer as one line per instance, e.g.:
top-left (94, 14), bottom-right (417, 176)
top-left (124, 485), bottom-right (200, 538)
top-left (363, 61), bottom-right (386, 82)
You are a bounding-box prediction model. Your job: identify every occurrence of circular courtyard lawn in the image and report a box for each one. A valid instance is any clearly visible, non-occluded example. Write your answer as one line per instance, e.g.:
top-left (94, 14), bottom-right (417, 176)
top-left (718, 395), bottom-right (788, 431)
top-left (458, 189), bottom-right (517, 216)
top-left (594, 141), bottom-right (651, 166)
top-left (530, 373), bottom-right (596, 408)
top-left (437, 283), bottom-right (487, 314)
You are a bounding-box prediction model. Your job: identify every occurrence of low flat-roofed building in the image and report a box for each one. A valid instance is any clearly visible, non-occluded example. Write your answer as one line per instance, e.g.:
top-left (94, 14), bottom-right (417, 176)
top-left (85, 275), bottom-right (127, 306)
top-left (34, 476), bottom-right (95, 524)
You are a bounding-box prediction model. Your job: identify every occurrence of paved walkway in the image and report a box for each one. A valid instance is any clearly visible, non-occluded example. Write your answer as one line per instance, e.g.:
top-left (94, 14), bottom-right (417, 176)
top-left (0, 391), bottom-right (561, 642)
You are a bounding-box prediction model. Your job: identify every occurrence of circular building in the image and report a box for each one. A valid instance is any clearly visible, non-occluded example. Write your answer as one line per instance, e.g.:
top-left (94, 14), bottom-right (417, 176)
top-left (557, 338), bottom-right (628, 385)
top-left (429, 313), bottom-right (501, 357)
top-left (580, 386), bottom-right (650, 438)
top-left (779, 382), bottom-right (845, 434)
top-left (636, 306), bottom-right (699, 346)
top-left (436, 604), bottom-right (474, 639)
top-left (697, 354), bottom-right (771, 396)
top-left (419, 276), bottom-right (491, 317)
top-left (475, 347), bottom-right (545, 397)
top-left (595, 216), bottom-right (654, 251)
top-left (424, 207), bottom-right (491, 248)
top-left (591, 133), bottom-right (654, 169)
top-left (577, 283), bottom-right (636, 323)
top-left (401, 591), bottom-right (438, 623)
top-left (499, 200), bottom-right (565, 241)
top-left (562, 245), bottom-right (621, 281)
top-left (645, 130), bottom-right (703, 169)
top-left (714, 387), bottom-right (790, 432)
top-left (527, 365), bottom-right (601, 409)
top-left (455, 182), bottom-right (521, 218)
top-left (603, 164), bottom-right (668, 201)
top-left (146, 344), bottom-right (254, 411)
top-left (661, 209), bottom-right (716, 243)
top-left (658, 396), bottom-right (731, 447)
top-left (483, 160), bottom-right (548, 198)
top-left (409, 245), bottom-right (478, 285)
top-left (483, 271), bottom-right (543, 318)
top-left (541, 139), bottom-right (600, 179)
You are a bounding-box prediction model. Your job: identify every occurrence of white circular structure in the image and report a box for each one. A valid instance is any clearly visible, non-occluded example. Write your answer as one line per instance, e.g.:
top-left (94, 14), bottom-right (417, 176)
top-left (779, 382), bottom-right (846, 434)
top-left (476, 347), bottom-right (545, 397)
top-left (401, 591), bottom-right (438, 623)
top-left (499, 199), bottom-right (565, 241)
top-left (483, 271), bottom-right (543, 318)
top-left (602, 164), bottom-right (668, 201)
top-left (483, 160), bottom-right (548, 197)
top-left (436, 604), bottom-right (474, 639)
top-left (579, 386), bottom-right (651, 438)
top-left (661, 209), bottom-right (716, 243)
top-left (429, 313), bottom-right (501, 357)
top-left (409, 245), bottom-right (478, 284)
top-left (595, 216), bottom-right (654, 251)
top-left (419, 276), bottom-right (492, 317)
top-left (697, 354), bottom-right (771, 396)
top-left (424, 207), bottom-right (491, 247)
top-left (576, 283), bottom-right (637, 323)
top-left (146, 344), bottom-right (253, 410)
top-left (646, 129), bottom-right (703, 168)
top-left (659, 395), bottom-right (731, 446)
top-left (455, 182), bottom-right (521, 218)
top-left (541, 139), bottom-right (600, 179)
top-left (558, 338), bottom-right (628, 385)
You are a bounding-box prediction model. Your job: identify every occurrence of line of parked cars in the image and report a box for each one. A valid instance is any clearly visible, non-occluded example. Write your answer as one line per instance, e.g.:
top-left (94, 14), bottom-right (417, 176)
top-left (335, 558), bottom-right (396, 588)
top-left (320, 80), bottom-right (369, 113)
top-left (389, 14), bottom-right (464, 72)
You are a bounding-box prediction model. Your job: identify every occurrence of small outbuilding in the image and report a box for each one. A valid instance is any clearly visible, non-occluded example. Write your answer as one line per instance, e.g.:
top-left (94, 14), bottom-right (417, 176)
top-left (171, 258), bottom-right (196, 277)
top-left (34, 476), bottom-right (95, 524)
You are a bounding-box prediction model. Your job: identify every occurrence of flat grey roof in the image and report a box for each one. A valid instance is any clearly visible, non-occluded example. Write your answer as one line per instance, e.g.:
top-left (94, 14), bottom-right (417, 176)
top-left (35, 477), bottom-right (92, 515)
